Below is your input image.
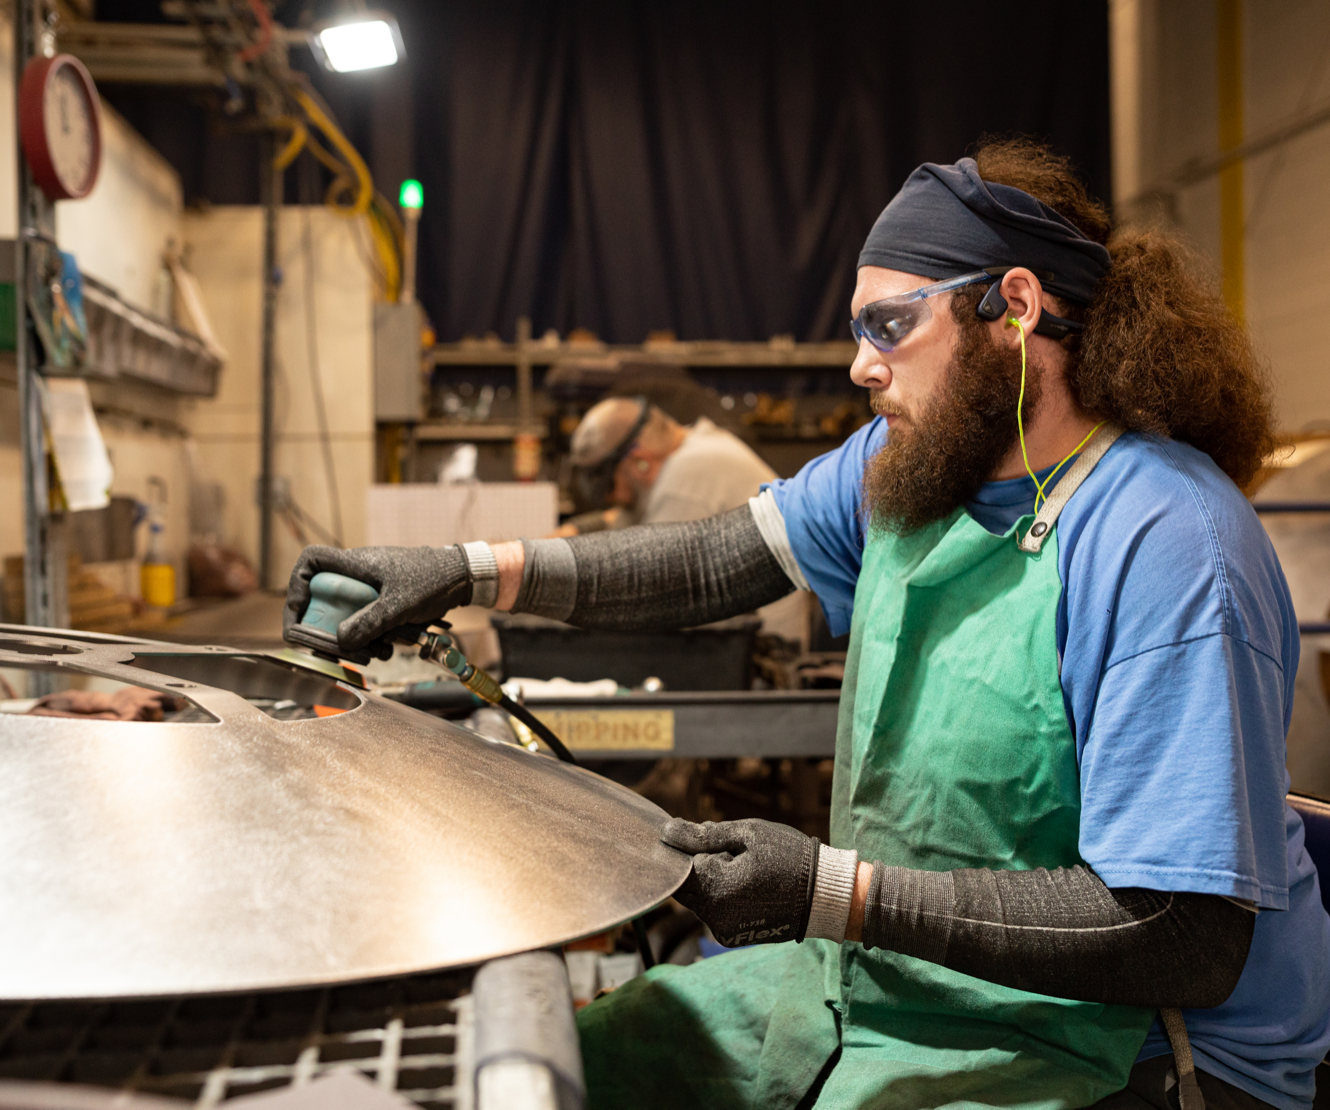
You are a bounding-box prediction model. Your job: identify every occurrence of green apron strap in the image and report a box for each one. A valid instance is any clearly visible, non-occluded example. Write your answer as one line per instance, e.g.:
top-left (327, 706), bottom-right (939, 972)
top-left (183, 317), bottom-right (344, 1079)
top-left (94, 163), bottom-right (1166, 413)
top-left (1017, 424), bottom-right (1124, 554)
top-left (1161, 1007), bottom-right (1207, 1110)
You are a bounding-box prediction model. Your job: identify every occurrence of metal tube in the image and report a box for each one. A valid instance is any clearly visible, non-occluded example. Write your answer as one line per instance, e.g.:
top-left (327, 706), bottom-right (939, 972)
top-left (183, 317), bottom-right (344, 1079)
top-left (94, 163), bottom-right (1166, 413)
top-left (516, 315), bottom-right (533, 429)
top-left (17, 0), bottom-right (66, 657)
top-left (258, 137), bottom-right (282, 590)
top-left (1252, 501), bottom-right (1330, 513)
top-left (400, 207), bottom-right (420, 305)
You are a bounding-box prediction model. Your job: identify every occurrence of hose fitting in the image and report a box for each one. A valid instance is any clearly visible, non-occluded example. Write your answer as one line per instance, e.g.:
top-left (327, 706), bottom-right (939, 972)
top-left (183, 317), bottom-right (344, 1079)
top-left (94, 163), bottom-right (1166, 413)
top-left (417, 630), bottom-right (504, 705)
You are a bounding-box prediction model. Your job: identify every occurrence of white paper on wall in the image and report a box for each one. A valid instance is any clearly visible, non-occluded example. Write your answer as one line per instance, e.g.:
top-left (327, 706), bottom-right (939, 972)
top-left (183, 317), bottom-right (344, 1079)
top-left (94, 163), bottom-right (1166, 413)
top-left (366, 482), bottom-right (558, 547)
top-left (43, 378), bottom-right (114, 512)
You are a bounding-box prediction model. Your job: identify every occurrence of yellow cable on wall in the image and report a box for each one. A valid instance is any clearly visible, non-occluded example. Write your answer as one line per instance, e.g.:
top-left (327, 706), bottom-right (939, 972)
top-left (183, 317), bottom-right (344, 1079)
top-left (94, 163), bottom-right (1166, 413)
top-left (271, 86), bottom-right (405, 302)
top-left (271, 116), bottom-right (308, 172)
top-left (292, 86), bottom-right (373, 216)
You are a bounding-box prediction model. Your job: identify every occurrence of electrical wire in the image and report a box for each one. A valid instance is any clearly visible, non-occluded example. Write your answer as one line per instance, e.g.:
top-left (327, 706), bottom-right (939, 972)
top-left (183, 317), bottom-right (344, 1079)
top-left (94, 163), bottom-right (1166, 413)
top-left (291, 86), bottom-right (373, 214)
top-left (265, 75), bottom-right (404, 302)
top-left (288, 82), bottom-right (404, 301)
top-left (281, 493), bottom-right (340, 546)
top-left (631, 918), bottom-right (657, 970)
top-left (271, 116), bottom-right (308, 172)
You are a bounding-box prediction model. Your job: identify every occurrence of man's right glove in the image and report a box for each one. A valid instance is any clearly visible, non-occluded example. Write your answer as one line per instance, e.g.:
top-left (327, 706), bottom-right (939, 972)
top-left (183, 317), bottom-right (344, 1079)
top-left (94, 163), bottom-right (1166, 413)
top-left (284, 544), bottom-right (474, 658)
top-left (661, 818), bottom-right (859, 948)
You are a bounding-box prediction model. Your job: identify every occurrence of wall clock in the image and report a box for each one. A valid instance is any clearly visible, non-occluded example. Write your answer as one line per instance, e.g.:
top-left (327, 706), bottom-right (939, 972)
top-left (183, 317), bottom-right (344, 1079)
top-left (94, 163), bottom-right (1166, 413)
top-left (20, 54), bottom-right (102, 202)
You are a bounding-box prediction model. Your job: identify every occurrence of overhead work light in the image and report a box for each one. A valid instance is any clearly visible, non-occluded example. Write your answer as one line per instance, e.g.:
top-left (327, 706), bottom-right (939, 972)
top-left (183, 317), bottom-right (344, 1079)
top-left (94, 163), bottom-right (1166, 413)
top-left (311, 10), bottom-right (405, 73)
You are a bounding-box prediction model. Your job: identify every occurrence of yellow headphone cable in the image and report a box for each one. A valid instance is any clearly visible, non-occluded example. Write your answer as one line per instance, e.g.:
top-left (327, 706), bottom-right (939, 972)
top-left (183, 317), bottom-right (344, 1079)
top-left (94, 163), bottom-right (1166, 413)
top-left (1008, 314), bottom-right (1104, 512)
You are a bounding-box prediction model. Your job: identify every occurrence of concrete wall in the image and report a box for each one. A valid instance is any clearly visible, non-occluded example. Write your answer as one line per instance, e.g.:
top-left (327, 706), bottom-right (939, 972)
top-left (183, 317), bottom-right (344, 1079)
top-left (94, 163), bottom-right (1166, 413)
top-left (0, 32), bottom-right (195, 588)
top-left (1112, 0), bottom-right (1330, 432)
top-left (1241, 2), bottom-right (1330, 432)
top-left (181, 205), bottom-right (375, 587)
top-left (55, 102), bottom-right (183, 314)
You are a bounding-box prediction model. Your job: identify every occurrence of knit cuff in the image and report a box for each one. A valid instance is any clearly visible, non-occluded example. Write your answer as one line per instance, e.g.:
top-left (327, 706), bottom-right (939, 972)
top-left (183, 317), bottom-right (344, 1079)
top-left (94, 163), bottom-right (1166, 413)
top-left (462, 541), bottom-right (499, 608)
top-left (804, 845), bottom-right (859, 942)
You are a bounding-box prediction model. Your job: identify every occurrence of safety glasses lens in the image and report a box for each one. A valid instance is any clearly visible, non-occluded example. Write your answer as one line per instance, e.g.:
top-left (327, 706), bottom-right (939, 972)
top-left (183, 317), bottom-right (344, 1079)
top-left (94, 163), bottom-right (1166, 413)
top-left (851, 299), bottom-right (932, 353)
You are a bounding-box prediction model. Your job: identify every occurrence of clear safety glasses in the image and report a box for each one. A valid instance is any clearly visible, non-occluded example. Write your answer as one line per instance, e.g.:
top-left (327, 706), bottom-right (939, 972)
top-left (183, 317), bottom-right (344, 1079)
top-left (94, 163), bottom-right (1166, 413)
top-left (849, 270), bottom-right (997, 354)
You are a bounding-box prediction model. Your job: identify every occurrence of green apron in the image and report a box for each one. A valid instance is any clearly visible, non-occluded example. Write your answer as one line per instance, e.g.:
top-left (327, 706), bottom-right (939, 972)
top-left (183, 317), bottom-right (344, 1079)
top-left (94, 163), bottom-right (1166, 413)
top-left (579, 434), bottom-right (1154, 1109)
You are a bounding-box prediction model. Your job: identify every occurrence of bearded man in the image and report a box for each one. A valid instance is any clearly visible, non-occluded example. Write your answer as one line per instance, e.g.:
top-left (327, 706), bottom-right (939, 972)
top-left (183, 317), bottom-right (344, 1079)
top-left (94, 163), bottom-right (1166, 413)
top-left (286, 140), bottom-right (1330, 1109)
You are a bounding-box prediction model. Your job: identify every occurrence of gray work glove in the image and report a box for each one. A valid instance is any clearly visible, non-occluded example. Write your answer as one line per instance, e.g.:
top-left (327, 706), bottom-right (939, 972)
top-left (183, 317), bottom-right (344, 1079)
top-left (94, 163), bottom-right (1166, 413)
top-left (661, 818), bottom-right (820, 948)
top-left (284, 544), bottom-right (473, 659)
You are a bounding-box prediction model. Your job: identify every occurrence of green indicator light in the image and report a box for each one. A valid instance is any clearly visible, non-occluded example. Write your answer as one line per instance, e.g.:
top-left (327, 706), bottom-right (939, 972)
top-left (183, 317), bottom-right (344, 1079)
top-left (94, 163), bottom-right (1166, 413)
top-left (399, 179), bottom-right (424, 210)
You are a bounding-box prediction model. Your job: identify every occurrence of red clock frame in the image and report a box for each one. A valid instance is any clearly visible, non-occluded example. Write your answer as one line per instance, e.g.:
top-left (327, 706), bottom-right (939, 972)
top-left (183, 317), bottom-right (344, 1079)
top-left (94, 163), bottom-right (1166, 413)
top-left (20, 54), bottom-right (102, 202)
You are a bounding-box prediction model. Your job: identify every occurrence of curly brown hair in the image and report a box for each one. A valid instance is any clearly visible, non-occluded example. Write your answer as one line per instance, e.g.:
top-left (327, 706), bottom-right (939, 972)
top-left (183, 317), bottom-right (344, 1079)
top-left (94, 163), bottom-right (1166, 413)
top-left (972, 138), bottom-right (1276, 487)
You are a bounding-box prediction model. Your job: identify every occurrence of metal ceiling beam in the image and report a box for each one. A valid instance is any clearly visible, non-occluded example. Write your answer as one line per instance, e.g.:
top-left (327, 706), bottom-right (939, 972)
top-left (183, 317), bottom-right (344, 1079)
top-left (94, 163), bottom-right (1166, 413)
top-left (56, 20), bottom-right (311, 86)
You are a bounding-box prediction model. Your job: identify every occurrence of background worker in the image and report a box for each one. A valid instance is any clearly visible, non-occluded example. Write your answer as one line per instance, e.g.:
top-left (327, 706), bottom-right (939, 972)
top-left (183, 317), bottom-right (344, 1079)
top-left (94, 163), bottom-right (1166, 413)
top-left (560, 394), bottom-right (808, 644)
top-left (287, 140), bottom-right (1330, 1109)
top-left (560, 396), bottom-right (778, 532)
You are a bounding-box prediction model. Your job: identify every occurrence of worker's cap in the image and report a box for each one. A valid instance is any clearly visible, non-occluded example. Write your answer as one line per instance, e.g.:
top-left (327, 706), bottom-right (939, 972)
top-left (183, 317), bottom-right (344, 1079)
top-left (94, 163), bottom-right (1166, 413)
top-left (569, 397), bottom-right (653, 468)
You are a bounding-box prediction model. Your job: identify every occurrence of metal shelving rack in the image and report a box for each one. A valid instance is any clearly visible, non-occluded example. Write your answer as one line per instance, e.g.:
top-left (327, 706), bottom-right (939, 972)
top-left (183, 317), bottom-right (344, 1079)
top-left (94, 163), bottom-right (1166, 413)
top-left (406, 326), bottom-right (861, 476)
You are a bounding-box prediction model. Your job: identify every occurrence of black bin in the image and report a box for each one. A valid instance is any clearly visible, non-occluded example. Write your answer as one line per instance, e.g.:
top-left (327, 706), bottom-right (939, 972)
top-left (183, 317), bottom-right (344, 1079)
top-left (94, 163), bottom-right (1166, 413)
top-left (492, 614), bottom-right (760, 691)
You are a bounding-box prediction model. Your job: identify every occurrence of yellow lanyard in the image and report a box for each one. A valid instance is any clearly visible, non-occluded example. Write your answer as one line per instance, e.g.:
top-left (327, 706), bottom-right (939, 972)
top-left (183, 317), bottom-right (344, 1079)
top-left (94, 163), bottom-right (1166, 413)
top-left (1010, 315), bottom-right (1104, 512)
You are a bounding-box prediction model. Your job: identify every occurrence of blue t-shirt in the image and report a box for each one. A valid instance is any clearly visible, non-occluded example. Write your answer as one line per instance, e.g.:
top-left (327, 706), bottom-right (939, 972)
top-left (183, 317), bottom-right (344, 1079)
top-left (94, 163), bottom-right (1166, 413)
top-left (767, 418), bottom-right (1330, 1110)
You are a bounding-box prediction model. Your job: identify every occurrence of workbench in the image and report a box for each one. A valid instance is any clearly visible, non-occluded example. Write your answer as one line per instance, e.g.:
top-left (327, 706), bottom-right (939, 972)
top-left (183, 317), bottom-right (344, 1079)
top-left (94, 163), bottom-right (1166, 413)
top-left (520, 689), bottom-right (840, 761)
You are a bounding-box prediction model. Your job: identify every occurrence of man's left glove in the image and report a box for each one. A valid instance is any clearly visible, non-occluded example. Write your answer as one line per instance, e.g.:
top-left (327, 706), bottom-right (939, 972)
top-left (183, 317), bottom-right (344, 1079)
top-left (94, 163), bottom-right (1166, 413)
top-left (661, 818), bottom-right (860, 948)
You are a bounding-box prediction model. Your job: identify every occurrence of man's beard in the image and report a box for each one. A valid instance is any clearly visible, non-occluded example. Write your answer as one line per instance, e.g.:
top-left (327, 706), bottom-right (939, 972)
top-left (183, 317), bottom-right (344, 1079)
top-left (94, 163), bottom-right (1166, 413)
top-left (863, 313), bottom-right (1042, 534)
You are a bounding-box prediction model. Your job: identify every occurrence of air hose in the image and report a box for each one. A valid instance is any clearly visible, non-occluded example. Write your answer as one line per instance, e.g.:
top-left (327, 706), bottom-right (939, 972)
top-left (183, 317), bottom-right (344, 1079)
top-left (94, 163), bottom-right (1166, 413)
top-left (498, 694), bottom-right (578, 765)
top-left (416, 629), bottom-right (577, 764)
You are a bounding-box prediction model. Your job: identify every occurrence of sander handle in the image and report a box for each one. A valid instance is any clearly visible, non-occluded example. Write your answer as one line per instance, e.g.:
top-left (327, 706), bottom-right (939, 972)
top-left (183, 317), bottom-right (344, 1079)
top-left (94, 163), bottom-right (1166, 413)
top-left (288, 571), bottom-right (428, 662)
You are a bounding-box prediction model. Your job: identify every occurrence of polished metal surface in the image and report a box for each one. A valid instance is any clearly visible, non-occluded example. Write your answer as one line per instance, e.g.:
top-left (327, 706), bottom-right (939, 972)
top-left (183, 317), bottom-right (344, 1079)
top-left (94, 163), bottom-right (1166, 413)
top-left (0, 625), bottom-right (689, 1001)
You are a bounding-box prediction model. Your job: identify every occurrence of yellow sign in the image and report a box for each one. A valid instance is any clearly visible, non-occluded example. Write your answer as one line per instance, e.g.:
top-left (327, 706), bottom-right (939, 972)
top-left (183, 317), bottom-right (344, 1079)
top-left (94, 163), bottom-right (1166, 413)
top-left (533, 708), bottom-right (675, 752)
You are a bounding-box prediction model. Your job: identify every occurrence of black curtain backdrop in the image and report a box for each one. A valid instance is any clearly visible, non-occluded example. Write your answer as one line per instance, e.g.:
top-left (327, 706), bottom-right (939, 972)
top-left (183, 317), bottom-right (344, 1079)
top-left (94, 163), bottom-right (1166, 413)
top-left (100, 0), bottom-right (1110, 344)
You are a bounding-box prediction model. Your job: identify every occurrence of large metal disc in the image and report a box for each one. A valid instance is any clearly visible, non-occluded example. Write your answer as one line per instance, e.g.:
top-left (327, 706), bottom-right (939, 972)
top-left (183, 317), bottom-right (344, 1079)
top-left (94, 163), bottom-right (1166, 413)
top-left (0, 627), bottom-right (689, 1000)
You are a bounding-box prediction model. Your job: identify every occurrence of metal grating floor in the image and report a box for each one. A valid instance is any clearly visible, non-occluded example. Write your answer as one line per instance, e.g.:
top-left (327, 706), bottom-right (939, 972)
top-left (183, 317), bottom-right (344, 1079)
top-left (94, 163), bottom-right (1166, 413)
top-left (0, 969), bottom-right (475, 1108)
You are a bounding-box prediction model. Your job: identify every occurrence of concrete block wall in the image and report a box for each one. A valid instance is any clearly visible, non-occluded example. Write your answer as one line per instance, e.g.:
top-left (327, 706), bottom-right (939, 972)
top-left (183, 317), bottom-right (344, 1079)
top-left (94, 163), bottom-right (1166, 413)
top-left (180, 205), bottom-right (374, 588)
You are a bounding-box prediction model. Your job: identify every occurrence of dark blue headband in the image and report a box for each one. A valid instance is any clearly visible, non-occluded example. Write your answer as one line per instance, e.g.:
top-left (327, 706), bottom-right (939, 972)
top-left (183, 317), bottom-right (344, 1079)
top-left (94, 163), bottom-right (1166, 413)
top-left (857, 158), bottom-right (1110, 305)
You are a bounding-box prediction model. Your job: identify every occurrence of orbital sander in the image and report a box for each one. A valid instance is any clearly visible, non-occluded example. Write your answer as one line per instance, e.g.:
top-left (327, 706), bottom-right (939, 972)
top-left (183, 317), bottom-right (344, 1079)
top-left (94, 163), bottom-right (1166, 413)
top-left (287, 571), bottom-right (575, 764)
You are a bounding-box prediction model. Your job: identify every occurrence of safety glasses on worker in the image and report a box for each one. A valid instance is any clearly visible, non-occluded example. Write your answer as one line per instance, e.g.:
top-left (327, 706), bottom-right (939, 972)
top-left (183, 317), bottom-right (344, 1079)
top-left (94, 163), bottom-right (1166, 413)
top-left (849, 266), bottom-right (1084, 353)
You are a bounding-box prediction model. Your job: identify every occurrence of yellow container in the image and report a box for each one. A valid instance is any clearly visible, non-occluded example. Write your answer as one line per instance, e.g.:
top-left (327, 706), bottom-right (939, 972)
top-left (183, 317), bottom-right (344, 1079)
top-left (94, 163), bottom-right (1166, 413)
top-left (140, 562), bottom-right (176, 608)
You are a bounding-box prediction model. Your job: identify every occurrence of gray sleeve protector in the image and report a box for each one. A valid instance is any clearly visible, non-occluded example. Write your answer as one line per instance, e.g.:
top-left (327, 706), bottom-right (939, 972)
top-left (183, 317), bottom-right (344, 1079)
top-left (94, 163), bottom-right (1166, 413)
top-left (861, 863), bottom-right (1256, 1010)
top-left (512, 504), bottom-right (797, 630)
